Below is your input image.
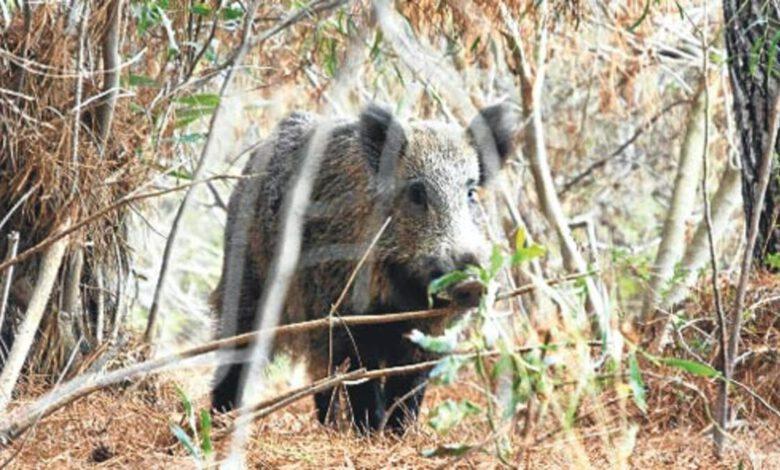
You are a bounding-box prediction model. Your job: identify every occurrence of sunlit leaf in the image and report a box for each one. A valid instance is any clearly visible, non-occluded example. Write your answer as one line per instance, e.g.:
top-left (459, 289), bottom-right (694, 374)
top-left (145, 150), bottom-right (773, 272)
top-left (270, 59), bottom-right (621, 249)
top-left (408, 329), bottom-right (457, 354)
top-left (766, 252), bottom-right (780, 270)
top-left (199, 409), bottom-right (213, 456)
top-left (510, 244), bottom-right (546, 266)
top-left (659, 357), bottom-right (721, 378)
top-left (170, 423), bottom-right (199, 458)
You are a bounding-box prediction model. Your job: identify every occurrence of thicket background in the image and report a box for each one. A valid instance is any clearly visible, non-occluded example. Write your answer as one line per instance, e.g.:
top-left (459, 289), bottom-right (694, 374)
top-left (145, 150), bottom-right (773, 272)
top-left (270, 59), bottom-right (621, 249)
top-left (0, 0), bottom-right (778, 467)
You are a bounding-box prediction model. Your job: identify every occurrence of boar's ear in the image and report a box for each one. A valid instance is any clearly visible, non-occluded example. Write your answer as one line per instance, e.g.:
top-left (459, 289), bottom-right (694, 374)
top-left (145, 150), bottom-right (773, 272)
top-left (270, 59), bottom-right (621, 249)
top-left (468, 103), bottom-right (516, 184)
top-left (359, 104), bottom-right (406, 174)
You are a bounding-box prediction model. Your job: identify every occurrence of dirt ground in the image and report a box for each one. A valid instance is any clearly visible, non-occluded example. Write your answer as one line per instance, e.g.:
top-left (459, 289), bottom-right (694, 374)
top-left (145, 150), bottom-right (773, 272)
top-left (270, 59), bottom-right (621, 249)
top-left (1, 371), bottom-right (777, 469)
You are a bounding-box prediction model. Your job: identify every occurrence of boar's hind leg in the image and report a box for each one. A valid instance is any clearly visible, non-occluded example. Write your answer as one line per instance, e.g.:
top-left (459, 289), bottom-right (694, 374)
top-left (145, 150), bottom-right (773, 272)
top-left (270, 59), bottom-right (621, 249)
top-left (212, 358), bottom-right (245, 412)
top-left (346, 376), bottom-right (384, 433)
top-left (384, 370), bottom-right (429, 433)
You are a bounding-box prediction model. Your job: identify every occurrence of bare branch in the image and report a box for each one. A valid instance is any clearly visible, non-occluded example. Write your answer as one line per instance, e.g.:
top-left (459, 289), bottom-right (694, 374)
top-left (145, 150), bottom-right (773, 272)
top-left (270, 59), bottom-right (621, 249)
top-left (95, 0), bottom-right (125, 149)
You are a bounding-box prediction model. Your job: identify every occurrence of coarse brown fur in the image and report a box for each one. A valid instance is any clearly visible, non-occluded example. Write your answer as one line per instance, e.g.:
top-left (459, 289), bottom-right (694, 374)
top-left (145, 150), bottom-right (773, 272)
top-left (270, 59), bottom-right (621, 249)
top-left (211, 104), bottom-right (514, 433)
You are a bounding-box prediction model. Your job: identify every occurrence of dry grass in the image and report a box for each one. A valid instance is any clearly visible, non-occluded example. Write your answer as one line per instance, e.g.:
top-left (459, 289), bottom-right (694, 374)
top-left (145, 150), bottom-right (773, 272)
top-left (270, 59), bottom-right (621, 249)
top-left (0, 365), bottom-right (777, 469)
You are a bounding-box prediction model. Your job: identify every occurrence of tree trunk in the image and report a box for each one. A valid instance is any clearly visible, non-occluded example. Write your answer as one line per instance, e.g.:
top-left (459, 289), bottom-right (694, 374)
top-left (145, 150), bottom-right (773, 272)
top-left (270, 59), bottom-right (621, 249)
top-left (641, 80), bottom-right (708, 327)
top-left (723, 0), bottom-right (780, 263)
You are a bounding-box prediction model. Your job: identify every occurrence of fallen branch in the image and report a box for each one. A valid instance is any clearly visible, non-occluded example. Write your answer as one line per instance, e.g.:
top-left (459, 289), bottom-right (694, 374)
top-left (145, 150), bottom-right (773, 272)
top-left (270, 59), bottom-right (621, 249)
top-left (0, 272), bottom-right (595, 445)
top-left (216, 341), bottom-right (605, 438)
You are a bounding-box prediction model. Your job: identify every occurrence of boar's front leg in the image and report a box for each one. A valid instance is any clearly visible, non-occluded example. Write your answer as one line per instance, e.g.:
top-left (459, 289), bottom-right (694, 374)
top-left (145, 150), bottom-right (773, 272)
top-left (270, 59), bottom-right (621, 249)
top-left (383, 370), bottom-right (429, 433)
top-left (342, 326), bottom-right (386, 433)
top-left (382, 326), bottom-right (431, 433)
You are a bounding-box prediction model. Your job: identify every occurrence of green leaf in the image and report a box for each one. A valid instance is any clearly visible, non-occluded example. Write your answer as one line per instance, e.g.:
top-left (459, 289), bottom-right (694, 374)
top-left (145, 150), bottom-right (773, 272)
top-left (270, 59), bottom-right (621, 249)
top-left (766, 252), bottom-right (780, 270)
top-left (628, 353), bottom-right (647, 413)
top-left (470, 36), bottom-right (481, 53)
top-left (489, 245), bottom-right (504, 277)
top-left (222, 5), bottom-right (244, 20)
top-left (429, 355), bottom-right (466, 384)
top-left (514, 228), bottom-right (526, 251)
top-left (176, 93), bottom-right (220, 108)
top-left (127, 74), bottom-right (160, 88)
top-left (421, 443), bottom-right (472, 458)
top-left (491, 352), bottom-right (516, 380)
top-left (191, 3), bottom-right (212, 15)
top-left (170, 423), bottom-right (199, 458)
top-left (369, 30), bottom-right (384, 60)
top-left (428, 399), bottom-right (481, 435)
top-left (199, 409), bottom-right (213, 456)
top-left (173, 133), bottom-right (207, 144)
top-left (511, 244), bottom-right (546, 266)
top-left (174, 107), bottom-right (214, 128)
top-left (427, 270), bottom-right (470, 306)
top-left (659, 357), bottom-right (721, 378)
top-left (175, 385), bottom-right (193, 419)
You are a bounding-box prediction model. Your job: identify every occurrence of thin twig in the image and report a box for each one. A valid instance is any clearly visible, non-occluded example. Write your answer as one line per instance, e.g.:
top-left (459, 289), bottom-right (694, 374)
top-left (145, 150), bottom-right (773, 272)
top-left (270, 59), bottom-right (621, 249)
top-left (220, 344), bottom-right (606, 439)
top-left (0, 183), bottom-right (39, 233)
top-left (216, 368), bottom-right (368, 437)
top-left (561, 100), bottom-right (689, 194)
top-left (142, 0), bottom-right (262, 343)
top-left (716, 91), bottom-right (780, 454)
top-left (70, 2), bottom-right (88, 191)
top-left (328, 217), bottom-right (392, 375)
top-left (0, 232), bottom-right (20, 352)
top-left (0, 174), bottom-right (243, 275)
top-left (377, 379), bottom-right (428, 434)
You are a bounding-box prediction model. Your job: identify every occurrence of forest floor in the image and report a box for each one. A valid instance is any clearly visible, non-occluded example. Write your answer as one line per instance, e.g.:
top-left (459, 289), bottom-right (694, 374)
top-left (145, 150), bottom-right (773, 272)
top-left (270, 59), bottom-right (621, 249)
top-left (1, 366), bottom-right (778, 469)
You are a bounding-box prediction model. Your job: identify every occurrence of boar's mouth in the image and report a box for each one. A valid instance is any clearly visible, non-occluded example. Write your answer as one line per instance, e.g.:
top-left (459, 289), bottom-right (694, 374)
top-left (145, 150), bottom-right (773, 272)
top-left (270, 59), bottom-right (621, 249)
top-left (384, 262), bottom-right (436, 311)
top-left (384, 262), bottom-right (481, 311)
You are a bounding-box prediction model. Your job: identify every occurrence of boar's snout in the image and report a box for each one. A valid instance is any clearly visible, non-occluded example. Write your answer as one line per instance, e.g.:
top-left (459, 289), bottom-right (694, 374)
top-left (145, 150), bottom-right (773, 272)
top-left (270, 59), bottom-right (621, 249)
top-left (425, 252), bottom-right (480, 284)
top-left (425, 252), bottom-right (483, 307)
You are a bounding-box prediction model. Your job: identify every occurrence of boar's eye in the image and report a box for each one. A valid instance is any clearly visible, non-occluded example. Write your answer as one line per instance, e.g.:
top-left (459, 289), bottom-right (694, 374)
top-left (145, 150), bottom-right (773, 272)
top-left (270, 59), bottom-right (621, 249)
top-left (467, 179), bottom-right (479, 204)
top-left (467, 187), bottom-right (479, 204)
top-left (408, 181), bottom-right (427, 208)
